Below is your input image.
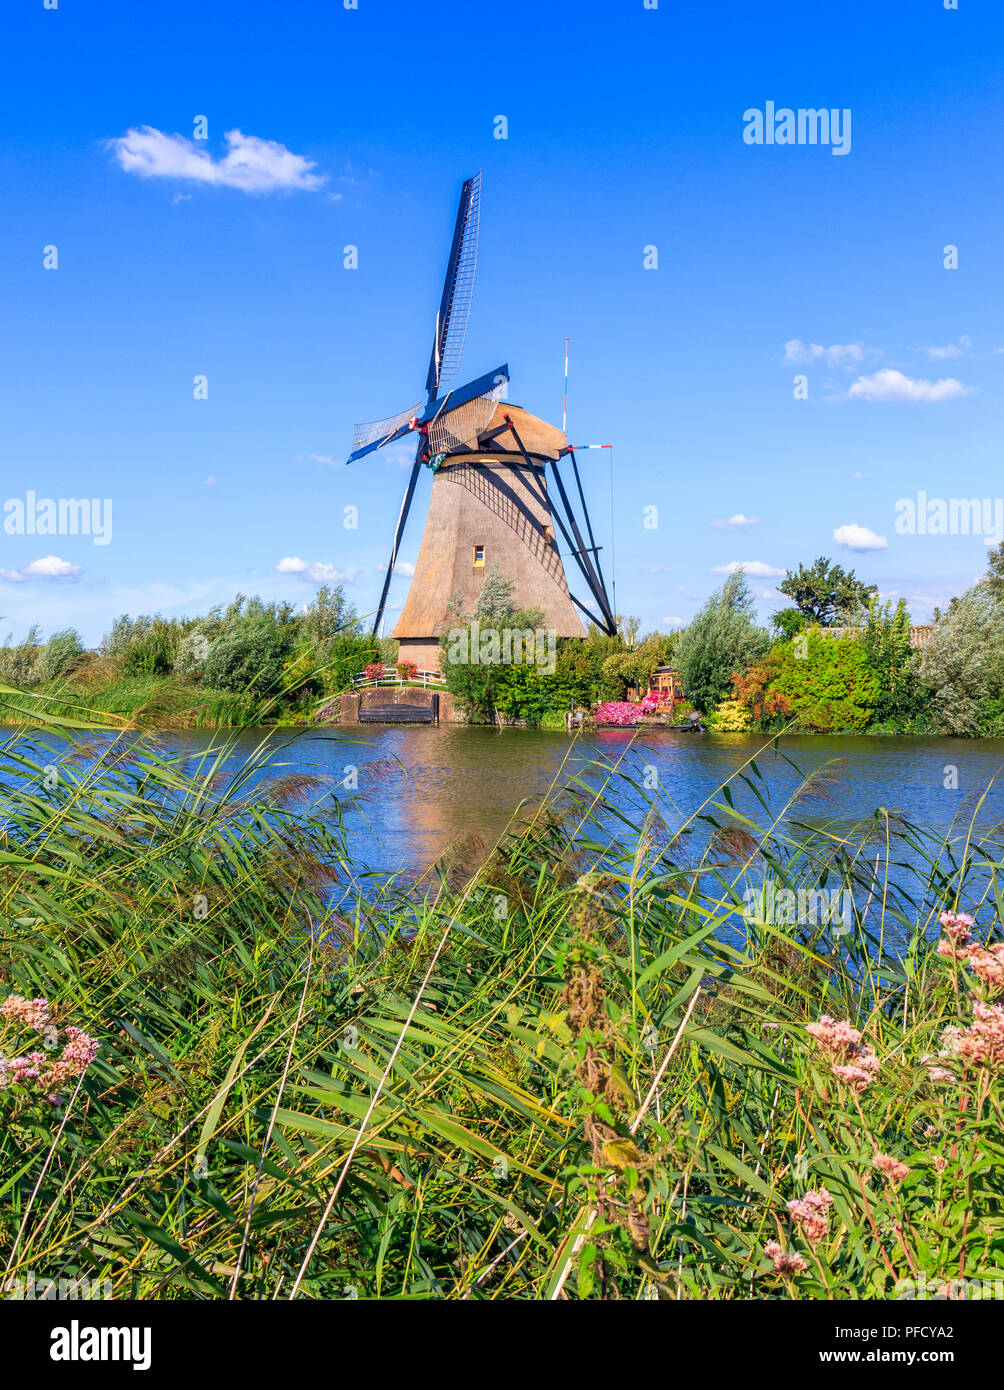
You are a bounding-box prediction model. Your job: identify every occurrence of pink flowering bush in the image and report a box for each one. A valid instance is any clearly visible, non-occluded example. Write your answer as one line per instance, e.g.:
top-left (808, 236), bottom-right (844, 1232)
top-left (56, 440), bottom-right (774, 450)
top-left (595, 700), bottom-right (643, 727)
top-left (396, 661), bottom-right (418, 681)
top-left (363, 661), bottom-right (385, 682)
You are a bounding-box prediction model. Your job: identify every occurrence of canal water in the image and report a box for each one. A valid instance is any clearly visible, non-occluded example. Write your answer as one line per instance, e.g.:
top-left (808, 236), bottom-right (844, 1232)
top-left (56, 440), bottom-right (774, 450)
top-left (146, 726), bottom-right (1004, 877)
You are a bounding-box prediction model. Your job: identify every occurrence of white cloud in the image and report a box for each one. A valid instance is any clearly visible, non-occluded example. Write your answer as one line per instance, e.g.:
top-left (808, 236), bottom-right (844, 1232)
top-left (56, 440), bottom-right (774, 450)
top-left (847, 369), bottom-right (973, 403)
top-left (202, 475), bottom-right (217, 486)
top-left (852, 470), bottom-right (865, 479)
top-left (108, 126), bottom-right (326, 194)
top-left (307, 453), bottom-right (340, 468)
top-left (927, 335), bottom-right (972, 359)
top-left (710, 513), bottom-right (759, 529)
top-left (784, 339), bottom-right (866, 368)
top-left (711, 560), bottom-right (783, 577)
top-left (276, 556), bottom-right (357, 583)
top-left (661, 616), bottom-right (685, 627)
top-left (391, 561), bottom-right (415, 577)
top-left (833, 523), bottom-right (888, 552)
top-left (0, 555), bottom-right (83, 583)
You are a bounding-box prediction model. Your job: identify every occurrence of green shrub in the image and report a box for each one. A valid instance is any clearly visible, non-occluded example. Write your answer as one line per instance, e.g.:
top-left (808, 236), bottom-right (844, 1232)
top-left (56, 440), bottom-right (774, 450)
top-left (770, 632), bottom-right (881, 731)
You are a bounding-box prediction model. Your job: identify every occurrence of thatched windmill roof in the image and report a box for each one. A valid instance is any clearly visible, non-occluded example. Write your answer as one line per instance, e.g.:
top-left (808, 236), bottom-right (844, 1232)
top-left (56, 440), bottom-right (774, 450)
top-left (392, 403), bottom-right (585, 649)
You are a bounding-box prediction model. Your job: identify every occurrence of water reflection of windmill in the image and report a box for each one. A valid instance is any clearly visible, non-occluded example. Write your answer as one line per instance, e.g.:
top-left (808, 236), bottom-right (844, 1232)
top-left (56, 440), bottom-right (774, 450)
top-left (347, 172), bottom-right (616, 672)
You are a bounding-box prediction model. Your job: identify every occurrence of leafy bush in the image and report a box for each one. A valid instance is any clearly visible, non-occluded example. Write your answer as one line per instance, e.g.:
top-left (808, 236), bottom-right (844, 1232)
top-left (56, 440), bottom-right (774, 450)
top-left (769, 632), bottom-right (881, 732)
top-left (600, 632), bottom-right (673, 701)
top-left (861, 599), bottom-right (930, 732)
top-left (174, 630), bottom-right (210, 679)
top-left (708, 697), bottom-right (750, 731)
top-left (771, 606), bottom-right (806, 641)
top-left (103, 614), bottom-right (181, 676)
top-left (0, 628), bottom-right (43, 687)
top-left (730, 650), bottom-right (791, 730)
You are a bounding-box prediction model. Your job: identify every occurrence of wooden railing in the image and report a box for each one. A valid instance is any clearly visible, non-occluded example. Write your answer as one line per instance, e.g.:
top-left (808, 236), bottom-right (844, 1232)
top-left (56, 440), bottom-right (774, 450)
top-left (353, 669), bottom-right (446, 690)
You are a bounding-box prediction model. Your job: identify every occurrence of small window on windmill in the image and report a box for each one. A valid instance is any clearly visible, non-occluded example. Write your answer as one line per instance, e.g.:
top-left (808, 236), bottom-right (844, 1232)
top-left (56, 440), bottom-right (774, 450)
top-left (542, 523), bottom-right (554, 544)
top-left (473, 545), bottom-right (485, 568)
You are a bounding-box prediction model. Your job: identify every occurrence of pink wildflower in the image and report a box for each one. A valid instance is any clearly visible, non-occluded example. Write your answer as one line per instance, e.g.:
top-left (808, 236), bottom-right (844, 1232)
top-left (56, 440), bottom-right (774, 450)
top-left (0, 995), bottom-right (53, 1030)
top-left (764, 1240), bottom-right (807, 1275)
top-left (8, 1052), bottom-right (46, 1081)
top-left (806, 1016), bottom-right (862, 1054)
top-left (940, 911), bottom-right (967, 945)
top-left (920, 1053), bottom-right (955, 1083)
top-left (60, 1027), bottom-right (99, 1075)
top-left (786, 1187), bottom-right (833, 1247)
top-left (873, 1153), bottom-right (909, 1183)
top-left (806, 1016), bottom-right (880, 1090)
top-left (940, 1000), bottom-right (1004, 1069)
top-left (939, 912), bottom-right (974, 946)
top-left (0, 1014), bottom-right (99, 1100)
top-left (961, 943), bottom-right (1004, 992)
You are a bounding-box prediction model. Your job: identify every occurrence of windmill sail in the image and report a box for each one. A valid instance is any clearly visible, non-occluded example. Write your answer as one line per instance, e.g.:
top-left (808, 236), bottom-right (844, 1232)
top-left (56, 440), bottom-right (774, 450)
top-left (426, 171), bottom-right (481, 396)
top-left (351, 402), bottom-right (422, 456)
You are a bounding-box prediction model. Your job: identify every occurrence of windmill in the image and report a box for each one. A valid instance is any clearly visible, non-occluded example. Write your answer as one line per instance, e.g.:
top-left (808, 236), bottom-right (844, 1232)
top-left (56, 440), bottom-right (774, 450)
top-left (348, 173), bottom-right (616, 672)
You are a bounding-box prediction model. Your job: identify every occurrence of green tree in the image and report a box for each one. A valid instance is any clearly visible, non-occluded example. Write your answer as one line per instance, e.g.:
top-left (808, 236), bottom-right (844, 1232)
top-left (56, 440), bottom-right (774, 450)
top-left (770, 607), bottom-right (806, 641)
top-left (919, 581), bottom-right (1004, 735)
top-left (35, 629), bottom-right (85, 683)
top-left (778, 557), bottom-right (878, 626)
top-left (860, 599), bottom-right (929, 730)
top-left (439, 567), bottom-right (546, 721)
top-left (300, 584), bottom-right (358, 643)
top-left (675, 571), bottom-right (768, 714)
top-left (0, 627), bottom-right (43, 687)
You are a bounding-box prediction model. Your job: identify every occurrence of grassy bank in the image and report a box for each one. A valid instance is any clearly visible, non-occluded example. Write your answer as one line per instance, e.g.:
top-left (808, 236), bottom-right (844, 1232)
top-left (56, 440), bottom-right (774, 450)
top-left (1, 721), bottom-right (1002, 1300)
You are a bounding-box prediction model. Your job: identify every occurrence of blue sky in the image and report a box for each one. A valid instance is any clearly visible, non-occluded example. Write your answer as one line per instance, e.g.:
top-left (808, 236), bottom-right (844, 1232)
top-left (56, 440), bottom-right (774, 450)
top-left (1, 0), bottom-right (1002, 644)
